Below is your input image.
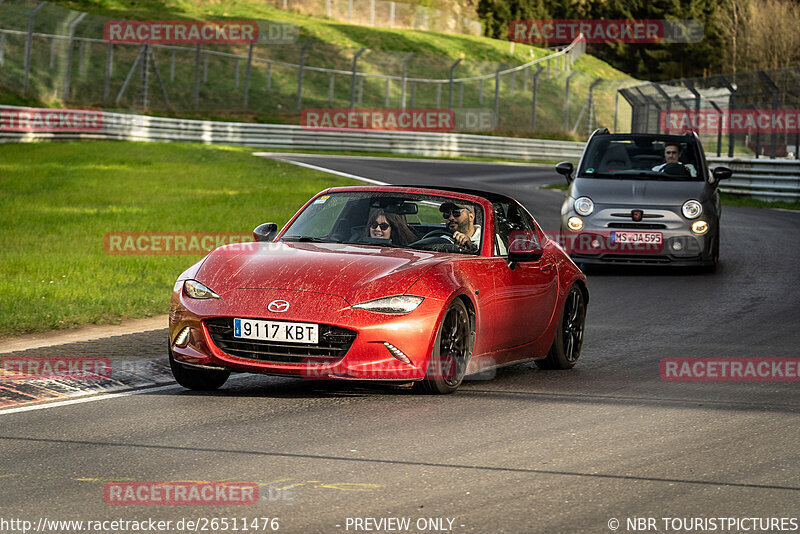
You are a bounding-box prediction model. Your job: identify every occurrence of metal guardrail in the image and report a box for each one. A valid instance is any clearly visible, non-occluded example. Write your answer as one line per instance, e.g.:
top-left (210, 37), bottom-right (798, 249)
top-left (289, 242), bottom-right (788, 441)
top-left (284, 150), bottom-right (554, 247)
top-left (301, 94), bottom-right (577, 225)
top-left (708, 157), bottom-right (800, 200)
top-left (1, 107), bottom-right (797, 200)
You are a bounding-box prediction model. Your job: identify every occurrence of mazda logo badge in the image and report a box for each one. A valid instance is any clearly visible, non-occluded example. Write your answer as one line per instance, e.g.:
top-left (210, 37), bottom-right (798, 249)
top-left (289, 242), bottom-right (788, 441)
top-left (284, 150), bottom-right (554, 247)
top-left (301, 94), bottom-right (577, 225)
top-left (268, 300), bottom-right (290, 313)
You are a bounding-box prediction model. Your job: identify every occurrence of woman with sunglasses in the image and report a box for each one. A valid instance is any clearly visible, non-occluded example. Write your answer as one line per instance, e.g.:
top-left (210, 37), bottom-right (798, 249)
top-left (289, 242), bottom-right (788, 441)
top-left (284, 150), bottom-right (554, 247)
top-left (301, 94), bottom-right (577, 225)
top-left (363, 209), bottom-right (417, 246)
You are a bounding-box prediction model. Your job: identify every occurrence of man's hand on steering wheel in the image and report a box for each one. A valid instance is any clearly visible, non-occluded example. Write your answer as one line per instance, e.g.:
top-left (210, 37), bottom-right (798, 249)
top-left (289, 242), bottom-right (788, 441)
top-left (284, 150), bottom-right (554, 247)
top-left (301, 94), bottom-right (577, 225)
top-left (452, 230), bottom-right (477, 250)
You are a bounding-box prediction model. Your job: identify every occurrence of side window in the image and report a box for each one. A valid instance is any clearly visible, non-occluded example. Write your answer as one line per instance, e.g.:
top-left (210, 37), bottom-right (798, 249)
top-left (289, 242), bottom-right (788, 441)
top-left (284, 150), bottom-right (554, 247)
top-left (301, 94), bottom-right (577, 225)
top-left (493, 201), bottom-right (536, 256)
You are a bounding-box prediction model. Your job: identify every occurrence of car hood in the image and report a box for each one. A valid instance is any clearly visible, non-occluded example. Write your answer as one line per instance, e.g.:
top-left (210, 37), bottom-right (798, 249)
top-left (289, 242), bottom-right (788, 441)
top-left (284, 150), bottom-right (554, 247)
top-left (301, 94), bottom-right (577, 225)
top-left (572, 178), bottom-right (711, 206)
top-left (195, 241), bottom-right (448, 305)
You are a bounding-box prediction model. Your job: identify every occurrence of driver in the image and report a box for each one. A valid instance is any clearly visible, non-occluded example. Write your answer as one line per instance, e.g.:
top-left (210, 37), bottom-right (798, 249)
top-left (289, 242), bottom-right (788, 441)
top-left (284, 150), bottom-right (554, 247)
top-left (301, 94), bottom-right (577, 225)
top-left (439, 201), bottom-right (480, 249)
top-left (652, 143), bottom-right (697, 177)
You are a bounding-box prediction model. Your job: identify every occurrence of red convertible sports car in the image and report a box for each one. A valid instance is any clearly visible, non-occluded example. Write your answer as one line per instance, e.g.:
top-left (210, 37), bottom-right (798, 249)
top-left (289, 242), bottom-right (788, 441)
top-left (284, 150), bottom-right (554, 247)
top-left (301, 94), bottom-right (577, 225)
top-left (169, 186), bottom-right (588, 394)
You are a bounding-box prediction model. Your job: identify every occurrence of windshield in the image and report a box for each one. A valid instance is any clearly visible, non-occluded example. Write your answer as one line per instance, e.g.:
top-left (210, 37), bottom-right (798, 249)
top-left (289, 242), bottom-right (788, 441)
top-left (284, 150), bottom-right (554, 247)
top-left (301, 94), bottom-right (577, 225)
top-left (280, 191), bottom-right (484, 255)
top-left (578, 135), bottom-right (703, 181)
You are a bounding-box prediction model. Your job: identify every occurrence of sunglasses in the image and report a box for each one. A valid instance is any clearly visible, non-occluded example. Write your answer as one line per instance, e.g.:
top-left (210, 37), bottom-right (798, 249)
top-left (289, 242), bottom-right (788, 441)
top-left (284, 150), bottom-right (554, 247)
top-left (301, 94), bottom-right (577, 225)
top-left (442, 209), bottom-right (468, 219)
top-left (370, 222), bottom-right (390, 231)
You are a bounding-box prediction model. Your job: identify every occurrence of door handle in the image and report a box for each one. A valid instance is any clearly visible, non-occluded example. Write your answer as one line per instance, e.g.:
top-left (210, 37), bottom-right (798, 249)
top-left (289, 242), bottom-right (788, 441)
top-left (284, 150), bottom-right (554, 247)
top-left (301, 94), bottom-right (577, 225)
top-left (540, 263), bottom-right (553, 273)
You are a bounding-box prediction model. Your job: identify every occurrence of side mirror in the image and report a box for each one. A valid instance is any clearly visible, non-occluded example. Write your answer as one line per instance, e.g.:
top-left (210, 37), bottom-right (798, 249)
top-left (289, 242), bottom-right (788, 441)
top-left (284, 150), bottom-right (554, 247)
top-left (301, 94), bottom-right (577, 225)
top-left (711, 166), bottom-right (732, 182)
top-left (253, 222), bottom-right (278, 242)
top-left (507, 231), bottom-right (544, 263)
top-left (555, 161), bottom-right (575, 183)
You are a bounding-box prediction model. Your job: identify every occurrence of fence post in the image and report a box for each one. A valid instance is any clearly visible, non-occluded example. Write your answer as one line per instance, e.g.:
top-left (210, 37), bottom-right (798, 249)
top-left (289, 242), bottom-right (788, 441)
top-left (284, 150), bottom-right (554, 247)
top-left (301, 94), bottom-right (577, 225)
top-left (203, 53), bottom-right (208, 84)
top-left (494, 63), bottom-right (505, 130)
top-left (24, 2), bottom-right (47, 92)
top-left (401, 52), bottom-right (414, 108)
top-left (587, 78), bottom-right (602, 137)
top-left (329, 73), bottom-right (335, 105)
top-left (103, 43), bottom-right (113, 103)
top-left (390, 2), bottom-right (395, 27)
top-left (563, 71), bottom-right (578, 133)
top-left (296, 40), bottom-right (313, 112)
top-left (613, 80), bottom-right (625, 133)
top-left (141, 43), bottom-right (150, 109)
top-left (235, 59), bottom-right (240, 89)
top-left (531, 65), bottom-right (543, 130)
top-left (193, 44), bottom-right (201, 110)
top-left (0, 33), bottom-right (5, 66)
top-left (62, 12), bottom-right (87, 99)
top-left (758, 70), bottom-right (779, 158)
top-left (266, 62), bottom-right (272, 91)
top-left (448, 58), bottom-right (462, 109)
top-left (243, 41), bottom-right (254, 110)
top-left (49, 36), bottom-right (56, 69)
top-left (350, 47), bottom-right (366, 109)
top-left (370, 0), bottom-right (375, 25)
top-left (170, 49), bottom-right (175, 82)
top-left (384, 79), bottom-right (390, 107)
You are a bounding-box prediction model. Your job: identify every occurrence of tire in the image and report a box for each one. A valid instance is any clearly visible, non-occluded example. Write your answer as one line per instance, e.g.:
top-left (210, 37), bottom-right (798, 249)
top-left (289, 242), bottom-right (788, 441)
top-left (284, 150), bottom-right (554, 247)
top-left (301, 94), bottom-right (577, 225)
top-left (703, 232), bottom-right (719, 274)
top-left (169, 347), bottom-right (230, 390)
top-left (535, 285), bottom-right (586, 370)
top-left (413, 299), bottom-right (474, 394)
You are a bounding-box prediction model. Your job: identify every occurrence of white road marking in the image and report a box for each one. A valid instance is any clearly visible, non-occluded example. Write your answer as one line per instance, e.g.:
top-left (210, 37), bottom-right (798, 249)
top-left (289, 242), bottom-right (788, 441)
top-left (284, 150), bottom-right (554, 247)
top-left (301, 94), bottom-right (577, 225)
top-left (254, 153), bottom-right (388, 185)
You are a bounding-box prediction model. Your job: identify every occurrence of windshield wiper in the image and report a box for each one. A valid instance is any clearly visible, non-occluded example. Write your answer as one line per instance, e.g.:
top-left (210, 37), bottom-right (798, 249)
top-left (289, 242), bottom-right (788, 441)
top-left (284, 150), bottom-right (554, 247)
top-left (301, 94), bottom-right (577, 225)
top-left (281, 236), bottom-right (329, 243)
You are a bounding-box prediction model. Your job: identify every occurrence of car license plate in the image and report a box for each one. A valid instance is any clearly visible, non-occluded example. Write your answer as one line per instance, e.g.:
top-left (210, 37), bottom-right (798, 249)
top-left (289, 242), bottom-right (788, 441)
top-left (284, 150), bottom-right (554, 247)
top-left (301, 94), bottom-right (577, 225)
top-left (610, 231), bottom-right (663, 245)
top-left (233, 318), bottom-right (318, 344)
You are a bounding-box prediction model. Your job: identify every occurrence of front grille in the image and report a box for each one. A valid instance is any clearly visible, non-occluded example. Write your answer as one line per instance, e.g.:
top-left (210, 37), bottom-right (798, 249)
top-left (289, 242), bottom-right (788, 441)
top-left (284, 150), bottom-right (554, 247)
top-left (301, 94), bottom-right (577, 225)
top-left (205, 317), bottom-right (356, 364)
top-left (606, 222), bottom-right (667, 229)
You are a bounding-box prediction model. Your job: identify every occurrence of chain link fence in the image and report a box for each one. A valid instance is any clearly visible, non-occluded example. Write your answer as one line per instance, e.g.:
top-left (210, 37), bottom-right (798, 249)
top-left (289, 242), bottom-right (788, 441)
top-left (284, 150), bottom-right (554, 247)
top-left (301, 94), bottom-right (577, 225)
top-left (620, 67), bottom-right (800, 159)
top-left (0, 0), bottom-right (634, 136)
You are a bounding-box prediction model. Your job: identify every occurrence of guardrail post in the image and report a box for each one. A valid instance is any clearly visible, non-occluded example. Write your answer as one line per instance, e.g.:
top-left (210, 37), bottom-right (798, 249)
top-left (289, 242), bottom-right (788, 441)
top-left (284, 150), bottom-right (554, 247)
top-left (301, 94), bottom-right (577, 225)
top-left (350, 47), bottom-right (366, 109)
top-left (494, 63), bottom-right (505, 130)
top-left (62, 11), bottom-right (87, 99)
top-left (448, 58), bottom-right (462, 109)
top-left (24, 2), bottom-right (47, 92)
top-left (243, 42), bottom-right (254, 110)
top-left (400, 53), bottom-right (414, 109)
top-left (296, 40), bottom-right (313, 111)
top-left (563, 71), bottom-right (578, 133)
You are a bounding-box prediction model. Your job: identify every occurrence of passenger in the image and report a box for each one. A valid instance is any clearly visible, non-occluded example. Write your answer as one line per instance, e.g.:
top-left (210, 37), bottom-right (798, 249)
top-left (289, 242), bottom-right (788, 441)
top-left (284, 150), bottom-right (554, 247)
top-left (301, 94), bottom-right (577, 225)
top-left (363, 209), bottom-right (417, 246)
top-left (652, 142), bottom-right (697, 177)
top-left (439, 201), bottom-right (480, 249)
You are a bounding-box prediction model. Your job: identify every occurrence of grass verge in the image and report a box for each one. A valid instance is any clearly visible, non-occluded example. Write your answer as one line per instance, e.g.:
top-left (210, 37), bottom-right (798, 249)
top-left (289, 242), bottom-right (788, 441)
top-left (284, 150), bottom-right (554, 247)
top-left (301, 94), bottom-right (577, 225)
top-left (0, 141), bottom-right (355, 338)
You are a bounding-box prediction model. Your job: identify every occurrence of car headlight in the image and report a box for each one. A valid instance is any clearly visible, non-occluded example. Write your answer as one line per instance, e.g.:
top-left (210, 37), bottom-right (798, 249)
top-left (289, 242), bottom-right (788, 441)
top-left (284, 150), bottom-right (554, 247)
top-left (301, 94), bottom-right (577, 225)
top-left (567, 216), bottom-right (584, 231)
top-left (352, 295), bottom-right (424, 314)
top-left (183, 279), bottom-right (221, 299)
top-left (682, 200), bottom-right (703, 219)
top-left (574, 197), bottom-right (594, 216)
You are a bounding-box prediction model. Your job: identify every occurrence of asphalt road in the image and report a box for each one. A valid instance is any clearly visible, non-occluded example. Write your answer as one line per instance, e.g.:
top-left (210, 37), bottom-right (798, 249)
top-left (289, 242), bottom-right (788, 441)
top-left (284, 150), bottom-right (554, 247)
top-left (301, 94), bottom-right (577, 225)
top-left (1, 155), bottom-right (799, 534)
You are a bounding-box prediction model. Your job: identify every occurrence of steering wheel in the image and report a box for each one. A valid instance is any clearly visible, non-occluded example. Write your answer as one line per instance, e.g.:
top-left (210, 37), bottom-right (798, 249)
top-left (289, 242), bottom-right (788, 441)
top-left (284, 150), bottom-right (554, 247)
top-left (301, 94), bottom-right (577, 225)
top-left (661, 162), bottom-right (690, 176)
top-left (419, 229), bottom-right (476, 251)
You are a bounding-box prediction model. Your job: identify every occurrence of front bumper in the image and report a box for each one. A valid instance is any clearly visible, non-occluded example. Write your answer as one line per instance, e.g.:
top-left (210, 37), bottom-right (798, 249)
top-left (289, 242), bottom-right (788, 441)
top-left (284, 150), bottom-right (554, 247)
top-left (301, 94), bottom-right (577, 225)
top-left (169, 287), bottom-right (444, 381)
